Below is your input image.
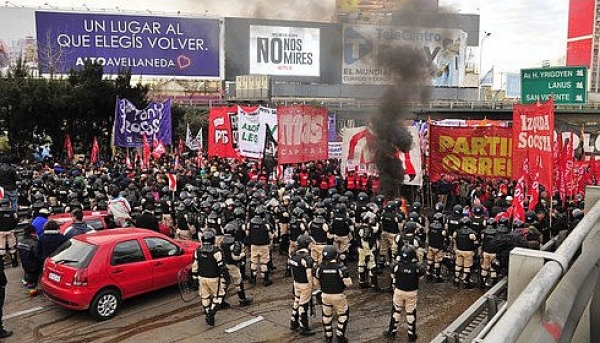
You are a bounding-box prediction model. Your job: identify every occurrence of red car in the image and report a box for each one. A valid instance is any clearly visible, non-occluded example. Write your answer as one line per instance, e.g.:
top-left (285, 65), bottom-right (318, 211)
top-left (41, 228), bottom-right (200, 320)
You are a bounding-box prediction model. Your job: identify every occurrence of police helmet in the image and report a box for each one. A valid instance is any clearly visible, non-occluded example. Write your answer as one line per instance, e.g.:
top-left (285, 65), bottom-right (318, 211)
top-left (211, 203), bottom-right (221, 213)
top-left (408, 212), bottom-right (420, 222)
top-left (327, 188), bottom-right (338, 197)
top-left (433, 212), bottom-right (444, 222)
top-left (430, 221), bottom-right (443, 230)
top-left (572, 208), bottom-right (584, 220)
top-left (315, 208), bottom-right (327, 217)
top-left (453, 205), bottom-right (464, 216)
top-left (473, 206), bottom-right (484, 216)
top-left (343, 191), bottom-right (354, 201)
top-left (292, 207), bottom-right (305, 217)
top-left (525, 211), bottom-right (536, 223)
top-left (357, 192), bottom-right (368, 203)
top-left (202, 230), bottom-right (216, 245)
top-left (513, 219), bottom-right (525, 228)
top-left (375, 195), bottom-right (386, 204)
top-left (322, 245), bottom-right (338, 262)
top-left (385, 203), bottom-right (396, 212)
top-left (486, 218), bottom-right (497, 227)
top-left (255, 206), bottom-right (266, 217)
top-left (233, 207), bottom-right (245, 219)
top-left (399, 244), bottom-right (417, 263)
top-left (224, 223), bottom-right (237, 236)
top-left (435, 202), bottom-right (445, 213)
top-left (412, 202), bottom-right (422, 212)
top-left (404, 221), bottom-right (417, 234)
top-left (459, 217), bottom-right (471, 226)
top-left (296, 234), bottom-right (315, 249)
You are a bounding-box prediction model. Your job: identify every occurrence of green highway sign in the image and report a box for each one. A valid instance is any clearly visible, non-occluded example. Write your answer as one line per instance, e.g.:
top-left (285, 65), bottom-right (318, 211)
top-left (521, 66), bottom-right (587, 104)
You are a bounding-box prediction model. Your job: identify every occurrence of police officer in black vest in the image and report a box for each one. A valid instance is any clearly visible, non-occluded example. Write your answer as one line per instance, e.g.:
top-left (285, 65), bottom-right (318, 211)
top-left (308, 208), bottom-right (329, 265)
top-left (480, 218), bottom-right (498, 288)
top-left (315, 245), bottom-right (352, 343)
top-left (0, 199), bottom-right (18, 267)
top-left (289, 234), bottom-right (316, 336)
top-left (247, 206), bottom-right (274, 286)
top-left (384, 244), bottom-right (425, 342)
top-left (221, 223), bottom-right (253, 307)
top-left (453, 217), bottom-right (479, 288)
top-left (426, 214), bottom-right (447, 282)
top-left (191, 231), bottom-right (231, 326)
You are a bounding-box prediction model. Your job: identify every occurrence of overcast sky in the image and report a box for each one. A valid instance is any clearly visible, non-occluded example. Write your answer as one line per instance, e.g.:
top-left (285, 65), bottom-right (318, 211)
top-left (5, 0), bottom-right (570, 74)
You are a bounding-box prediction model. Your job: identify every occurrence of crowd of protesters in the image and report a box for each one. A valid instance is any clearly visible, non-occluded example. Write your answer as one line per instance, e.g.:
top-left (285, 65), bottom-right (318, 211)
top-left (0, 151), bottom-right (585, 342)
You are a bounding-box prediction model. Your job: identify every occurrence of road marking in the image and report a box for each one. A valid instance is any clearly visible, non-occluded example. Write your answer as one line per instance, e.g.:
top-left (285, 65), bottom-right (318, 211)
top-left (3, 306), bottom-right (45, 320)
top-left (225, 316), bottom-right (264, 333)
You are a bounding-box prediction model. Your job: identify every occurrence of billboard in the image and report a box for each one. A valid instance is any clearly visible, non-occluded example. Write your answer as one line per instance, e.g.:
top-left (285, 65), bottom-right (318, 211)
top-left (342, 24), bottom-right (467, 86)
top-left (336, 0), bottom-right (438, 13)
top-left (35, 11), bottom-right (222, 78)
top-left (249, 25), bottom-right (320, 77)
top-left (568, 0), bottom-right (595, 39)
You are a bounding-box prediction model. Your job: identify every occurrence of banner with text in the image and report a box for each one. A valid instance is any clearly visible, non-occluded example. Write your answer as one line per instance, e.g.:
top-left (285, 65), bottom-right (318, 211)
top-left (249, 25), bottom-right (320, 77)
top-left (237, 106), bottom-right (277, 159)
top-left (208, 107), bottom-right (238, 158)
top-left (429, 125), bottom-right (513, 181)
top-left (35, 11), bottom-right (221, 77)
top-left (342, 25), bottom-right (467, 86)
top-left (328, 142), bottom-right (343, 159)
top-left (114, 98), bottom-right (172, 148)
top-left (512, 98), bottom-right (555, 190)
top-left (277, 105), bottom-right (328, 164)
top-left (341, 126), bottom-right (423, 186)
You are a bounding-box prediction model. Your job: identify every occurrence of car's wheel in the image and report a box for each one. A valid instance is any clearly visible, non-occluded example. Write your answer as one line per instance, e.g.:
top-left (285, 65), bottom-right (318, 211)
top-left (89, 288), bottom-right (121, 321)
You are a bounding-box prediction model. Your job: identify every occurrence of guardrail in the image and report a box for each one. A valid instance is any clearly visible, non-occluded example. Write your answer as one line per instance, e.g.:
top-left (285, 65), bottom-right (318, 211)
top-left (431, 236), bottom-right (561, 343)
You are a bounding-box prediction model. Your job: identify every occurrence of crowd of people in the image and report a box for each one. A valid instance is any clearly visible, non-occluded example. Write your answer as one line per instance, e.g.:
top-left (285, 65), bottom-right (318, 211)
top-left (0, 153), bottom-right (585, 342)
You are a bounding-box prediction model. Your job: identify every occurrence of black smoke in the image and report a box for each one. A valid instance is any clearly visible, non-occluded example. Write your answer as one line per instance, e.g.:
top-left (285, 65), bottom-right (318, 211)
top-left (369, 44), bottom-right (433, 198)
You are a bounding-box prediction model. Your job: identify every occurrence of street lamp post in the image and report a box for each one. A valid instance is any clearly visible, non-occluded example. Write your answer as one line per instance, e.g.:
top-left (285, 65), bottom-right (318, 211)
top-left (478, 31), bottom-right (492, 103)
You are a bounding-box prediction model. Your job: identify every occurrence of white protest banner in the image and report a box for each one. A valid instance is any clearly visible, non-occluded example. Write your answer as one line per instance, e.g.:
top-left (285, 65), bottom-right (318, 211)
top-left (237, 106), bottom-right (277, 159)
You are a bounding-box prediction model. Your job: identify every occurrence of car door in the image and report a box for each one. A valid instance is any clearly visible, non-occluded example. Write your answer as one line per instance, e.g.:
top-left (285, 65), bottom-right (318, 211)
top-left (107, 239), bottom-right (154, 298)
top-left (142, 237), bottom-right (186, 289)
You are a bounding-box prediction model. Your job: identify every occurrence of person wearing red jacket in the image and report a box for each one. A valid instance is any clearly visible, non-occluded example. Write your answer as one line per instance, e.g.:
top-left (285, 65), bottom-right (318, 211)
top-left (319, 175), bottom-right (329, 198)
top-left (298, 168), bottom-right (310, 188)
top-left (359, 173), bottom-right (370, 192)
top-left (371, 175), bottom-right (381, 196)
top-left (345, 171), bottom-right (357, 193)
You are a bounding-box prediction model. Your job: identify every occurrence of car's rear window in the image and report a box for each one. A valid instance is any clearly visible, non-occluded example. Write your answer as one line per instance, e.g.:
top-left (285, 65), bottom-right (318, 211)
top-left (50, 240), bottom-right (97, 268)
top-left (85, 219), bottom-right (104, 230)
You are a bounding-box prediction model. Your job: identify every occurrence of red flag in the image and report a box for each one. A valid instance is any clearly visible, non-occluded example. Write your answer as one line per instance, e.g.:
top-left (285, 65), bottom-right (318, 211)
top-left (566, 132), bottom-right (575, 196)
top-left (91, 136), bottom-right (100, 164)
top-left (64, 134), bottom-right (74, 160)
top-left (178, 138), bottom-right (184, 156)
top-left (152, 141), bottom-right (166, 159)
top-left (142, 134), bottom-right (151, 168)
top-left (589, 156), bottom-right (597, 185)
top-left (166, 173), bottom-right (177, 192)
top-left (528, 170), bottom-right (540, 211)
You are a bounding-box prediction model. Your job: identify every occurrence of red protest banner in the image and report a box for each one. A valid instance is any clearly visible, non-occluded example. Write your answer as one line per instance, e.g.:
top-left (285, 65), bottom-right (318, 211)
top-left (208, 107), bottom-right (238, 158)
top-left (277, 105), bottom-right (328, 164)
top-left (429, 125), bottom-right (513, 181)
top-left (512, 98), bottom-right (555, 191)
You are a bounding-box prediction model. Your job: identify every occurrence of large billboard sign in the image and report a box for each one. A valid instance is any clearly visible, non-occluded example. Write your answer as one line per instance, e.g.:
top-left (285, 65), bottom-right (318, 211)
top-left (342, 25), bottom-right (467, 86)
top-left (35, 11), bottom-right (222, 78)
top-left (249, 25), bottom-right (320, 77)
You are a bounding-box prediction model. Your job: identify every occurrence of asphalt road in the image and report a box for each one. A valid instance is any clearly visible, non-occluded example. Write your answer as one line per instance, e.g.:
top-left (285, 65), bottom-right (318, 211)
top-left (1, 253), bottom-right (484, 343)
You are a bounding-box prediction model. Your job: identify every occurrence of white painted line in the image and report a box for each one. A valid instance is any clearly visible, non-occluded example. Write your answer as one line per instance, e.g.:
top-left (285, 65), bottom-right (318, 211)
top-left (3, 306), bottom-right (45, 320)
top-left (225, 316), bottom-right (264, 333)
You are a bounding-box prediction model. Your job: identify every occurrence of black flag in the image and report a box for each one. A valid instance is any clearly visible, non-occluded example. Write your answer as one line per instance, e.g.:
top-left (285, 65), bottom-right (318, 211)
top-left (262, 124), bottom-right (278, 177)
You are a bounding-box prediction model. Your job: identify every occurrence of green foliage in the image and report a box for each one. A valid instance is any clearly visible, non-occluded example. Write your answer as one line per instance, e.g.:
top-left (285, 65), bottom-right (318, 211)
top-left (0, 60), bottom-right (148, 159)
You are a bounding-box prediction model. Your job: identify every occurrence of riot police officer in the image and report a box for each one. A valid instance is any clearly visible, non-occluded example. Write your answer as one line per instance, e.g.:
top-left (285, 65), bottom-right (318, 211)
top-left (380, 203), bottom-right (401, 267)
top-left (470, 205), bottom-right (487, 234)
top-left (330, 205), bottom-right (353, 263)
top-left (525, 211), bottom-right (541, 250)
top-left (191, 231), bottom-right (231, 326)
top-left (207, 203), bottom-right (224, 246)
top-left (277, 195), bottom-right (292, 255)
top-left (480, 219), bottom-right (498, 288)
top-left (221, 223), bottom-right (253, 307)
top-left (309, 208), bottom-right (330, 265)
top-left (357, 211), bottom-right (379, 289)
top-left (246, 206), bottom-right (274, 286)
top-left (383, 244), bottom-right (425, 342)
top-left (289, 234), bottom-right (316, 336)
top-left (0, 199), bottom-right (18, 267)
top-left (426, 213), bottom-right (447, 282)
top-left (453, 217), bottom-right (479, 288)
top-left (315, 245), bottom-right (352, 343)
